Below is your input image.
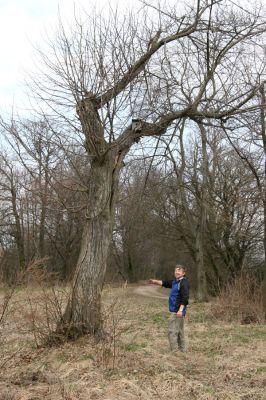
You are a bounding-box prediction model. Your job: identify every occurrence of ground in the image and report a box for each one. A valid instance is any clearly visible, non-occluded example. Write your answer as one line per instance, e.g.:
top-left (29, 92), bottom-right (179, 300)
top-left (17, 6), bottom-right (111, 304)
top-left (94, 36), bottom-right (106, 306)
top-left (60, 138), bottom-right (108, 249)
top-left (0, 284), bottom-right (265, 400)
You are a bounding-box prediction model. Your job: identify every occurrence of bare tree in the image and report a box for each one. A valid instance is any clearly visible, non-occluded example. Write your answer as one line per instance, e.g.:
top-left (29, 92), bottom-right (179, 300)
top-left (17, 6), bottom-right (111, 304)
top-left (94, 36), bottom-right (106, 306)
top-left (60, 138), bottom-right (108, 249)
top-left (157, 121), bottom-right (261, 298)
top-left (0, 153), bottom-right (25, 271)
top-left (20, 0), bottom-right (266, 337)
top-left (222, 82), bottom-right (266, 318)
top-left (260, 85), bottom-right (266, 318)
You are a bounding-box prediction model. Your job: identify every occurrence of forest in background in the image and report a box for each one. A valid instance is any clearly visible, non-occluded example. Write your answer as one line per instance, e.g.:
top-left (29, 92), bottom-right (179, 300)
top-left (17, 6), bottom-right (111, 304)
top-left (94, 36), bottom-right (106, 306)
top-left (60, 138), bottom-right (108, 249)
top-left (0, 117), bottom-right (264, 295)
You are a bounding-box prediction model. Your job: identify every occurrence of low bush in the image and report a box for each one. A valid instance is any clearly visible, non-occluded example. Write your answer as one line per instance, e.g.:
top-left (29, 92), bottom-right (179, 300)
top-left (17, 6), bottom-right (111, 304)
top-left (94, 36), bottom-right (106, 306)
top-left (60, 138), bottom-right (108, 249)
top-left (211, 275), bottom-right (264, 324)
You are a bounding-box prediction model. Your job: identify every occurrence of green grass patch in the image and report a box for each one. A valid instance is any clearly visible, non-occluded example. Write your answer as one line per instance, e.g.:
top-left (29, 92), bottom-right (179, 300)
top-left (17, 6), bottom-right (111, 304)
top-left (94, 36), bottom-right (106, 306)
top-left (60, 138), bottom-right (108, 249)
top-left (204, 385), bottom-right (215, 395)
top-left (79, 353), bottom-right (94, 361)
top-left (256, 366), bottom-right (266, 374)
top-left (248, 328), bottom-right (266, 339)
top-left (151, 314), bottom-right (167, 324)
top-left (231, 326), bottom-right (262, 344)
top-left (125, 342), bottom-right (146, 352)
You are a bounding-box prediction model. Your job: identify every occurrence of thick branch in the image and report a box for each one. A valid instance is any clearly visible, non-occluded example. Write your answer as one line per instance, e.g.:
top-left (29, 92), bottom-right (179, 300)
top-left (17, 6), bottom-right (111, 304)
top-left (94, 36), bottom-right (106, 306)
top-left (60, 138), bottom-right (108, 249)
top-left (76, 93), bottom-right (107, 158)
top-left (94, 4), bottom-right (209, 108)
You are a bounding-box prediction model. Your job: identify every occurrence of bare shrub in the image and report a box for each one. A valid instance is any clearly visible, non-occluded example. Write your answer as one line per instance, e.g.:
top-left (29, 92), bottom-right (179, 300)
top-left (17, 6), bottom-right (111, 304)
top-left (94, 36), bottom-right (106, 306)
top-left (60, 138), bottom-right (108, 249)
top-left (20, 258), bottom-right (69, 347)
top-left (0, 388), bottom-right (17, 400)
top-left (22, 257), bottom-right (57, 286)
top-left (0, 278), bottom-right (24, 369)
top-left (0, 287), bottom-right (15, 329)
top-left (211, 275), bottom-right (264, 324)
top-left (17, 262), bottom-right (132, 352)
top-left (94, 284), bottom-right (133, 370)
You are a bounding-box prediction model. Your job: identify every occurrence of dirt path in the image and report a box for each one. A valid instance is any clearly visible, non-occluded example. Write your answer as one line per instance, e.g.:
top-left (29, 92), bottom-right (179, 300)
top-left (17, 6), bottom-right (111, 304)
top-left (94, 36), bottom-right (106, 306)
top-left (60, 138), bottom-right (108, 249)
top-left (133, 284), bottom-right (168, 299)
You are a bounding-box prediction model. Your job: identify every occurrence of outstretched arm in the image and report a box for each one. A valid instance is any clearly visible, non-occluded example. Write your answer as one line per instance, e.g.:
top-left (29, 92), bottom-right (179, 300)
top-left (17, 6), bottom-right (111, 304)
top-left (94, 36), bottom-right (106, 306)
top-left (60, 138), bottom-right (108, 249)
top-left (149, 279), bottom-right (163, 286)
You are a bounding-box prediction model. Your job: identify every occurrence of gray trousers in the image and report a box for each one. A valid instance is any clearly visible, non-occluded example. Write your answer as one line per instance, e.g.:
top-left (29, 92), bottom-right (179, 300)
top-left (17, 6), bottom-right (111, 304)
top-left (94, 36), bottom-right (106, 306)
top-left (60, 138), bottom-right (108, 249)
top-left (168, 313), bottom-right (186, 352)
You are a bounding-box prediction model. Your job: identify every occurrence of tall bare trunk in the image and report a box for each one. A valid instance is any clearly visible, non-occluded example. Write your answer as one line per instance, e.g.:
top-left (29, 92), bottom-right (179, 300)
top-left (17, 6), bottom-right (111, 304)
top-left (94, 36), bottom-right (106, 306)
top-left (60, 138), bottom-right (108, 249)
top-left (263, 200), bottom-right (266, 320)
top-left (11, 186), bottom-right (25, 270)
top-left (196, 123), bottom-right (208, 301)
top-left (259, 85), bottom-right (266, 320)
top-left (39, 168), bottom-right (48, 258)
top-left (59, 155), bottom-right (118, 338)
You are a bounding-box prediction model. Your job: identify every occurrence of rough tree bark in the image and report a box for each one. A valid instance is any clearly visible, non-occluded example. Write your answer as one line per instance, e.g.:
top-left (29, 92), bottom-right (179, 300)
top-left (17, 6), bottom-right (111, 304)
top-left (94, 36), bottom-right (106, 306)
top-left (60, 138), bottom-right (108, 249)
top-left (62, 156), bottom-right (118, 336)
top-left (59, 94), bottom-right (123, 336)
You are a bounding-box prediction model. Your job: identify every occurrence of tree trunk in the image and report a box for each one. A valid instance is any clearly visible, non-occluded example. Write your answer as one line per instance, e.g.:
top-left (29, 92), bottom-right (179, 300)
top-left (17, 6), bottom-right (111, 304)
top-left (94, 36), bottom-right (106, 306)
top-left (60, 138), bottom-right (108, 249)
top-left (259, 85), bottom-right (266, 320)
top-left (195, 222), bottom-right (207, 301)
top-left (39, 167), bottom-right (48, 258)
top-left (58, 155), bottom-right (118, 338)
top-left (196, 123), bottom-right (208, 301)
top-left (263, 199), bottom-right (266, 321)
top-left (11, 186), bottom-right (25, 270)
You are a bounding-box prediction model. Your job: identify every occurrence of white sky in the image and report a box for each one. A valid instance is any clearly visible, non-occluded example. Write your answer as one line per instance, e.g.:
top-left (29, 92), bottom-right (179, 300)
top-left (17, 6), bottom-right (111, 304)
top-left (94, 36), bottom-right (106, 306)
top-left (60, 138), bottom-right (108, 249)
top-left (0, 0), bottom-right (137, 114)
top-left (0, 0), bottom-right (264, 115)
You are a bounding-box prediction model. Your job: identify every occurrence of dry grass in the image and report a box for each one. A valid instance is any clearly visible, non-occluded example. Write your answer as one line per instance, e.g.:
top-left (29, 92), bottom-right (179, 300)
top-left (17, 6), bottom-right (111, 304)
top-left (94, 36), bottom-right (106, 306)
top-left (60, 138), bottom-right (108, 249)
top-left (210, 275), bottom-right (264, 324)
top-left (0, 284), bottom-right (265, 400)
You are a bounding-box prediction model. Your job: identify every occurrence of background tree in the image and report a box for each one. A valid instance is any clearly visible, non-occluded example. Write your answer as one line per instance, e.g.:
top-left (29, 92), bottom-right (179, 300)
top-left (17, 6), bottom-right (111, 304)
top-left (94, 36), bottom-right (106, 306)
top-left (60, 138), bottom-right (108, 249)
top-left (0, 153), bottom-right (25, 274)
top-left (0, 119), bottom-right (87, 281)
top-left (134, 126), bottom-right (261, 294)
top-left (220, 81), bottom-right (266, 318)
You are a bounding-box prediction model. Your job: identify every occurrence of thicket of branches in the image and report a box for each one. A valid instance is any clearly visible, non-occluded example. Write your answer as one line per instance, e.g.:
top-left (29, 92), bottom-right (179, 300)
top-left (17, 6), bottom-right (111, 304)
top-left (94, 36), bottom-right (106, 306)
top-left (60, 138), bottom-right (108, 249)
top-left (0, 119), bottom-right (264, 293)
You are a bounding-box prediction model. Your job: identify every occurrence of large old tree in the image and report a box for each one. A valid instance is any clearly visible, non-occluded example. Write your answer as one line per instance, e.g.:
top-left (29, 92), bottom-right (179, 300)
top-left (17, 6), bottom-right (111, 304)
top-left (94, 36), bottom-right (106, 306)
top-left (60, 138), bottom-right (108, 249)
top-left (28, 0), bottom-right (265, 337)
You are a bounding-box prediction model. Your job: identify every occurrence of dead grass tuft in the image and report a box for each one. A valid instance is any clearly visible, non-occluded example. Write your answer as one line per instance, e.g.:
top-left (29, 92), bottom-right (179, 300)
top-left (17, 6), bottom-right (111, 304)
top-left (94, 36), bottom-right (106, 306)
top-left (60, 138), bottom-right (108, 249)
top-left (210, 275), bottom-right (264, 324)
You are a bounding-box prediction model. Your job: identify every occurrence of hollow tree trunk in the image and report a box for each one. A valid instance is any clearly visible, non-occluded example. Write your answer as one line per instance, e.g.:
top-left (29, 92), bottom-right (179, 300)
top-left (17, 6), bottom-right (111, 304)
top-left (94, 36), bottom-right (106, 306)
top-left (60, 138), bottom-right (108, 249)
top-left (59, 155), bottom-right (118, 338)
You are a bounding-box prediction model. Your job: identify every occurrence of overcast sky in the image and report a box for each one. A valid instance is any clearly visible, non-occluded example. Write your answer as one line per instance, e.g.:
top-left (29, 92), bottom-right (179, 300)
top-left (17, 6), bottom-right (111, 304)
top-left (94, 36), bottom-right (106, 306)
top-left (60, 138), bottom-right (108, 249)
top-left (0, 0), bottom-right (264, 115)
top-left (0, 0), bottom-right (137, 114)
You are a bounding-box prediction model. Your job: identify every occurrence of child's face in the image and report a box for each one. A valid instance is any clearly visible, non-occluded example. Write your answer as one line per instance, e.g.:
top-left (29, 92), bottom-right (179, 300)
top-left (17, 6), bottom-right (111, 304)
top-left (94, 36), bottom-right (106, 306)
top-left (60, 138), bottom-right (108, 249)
top-left (175, 267), bottom-right (185, 279)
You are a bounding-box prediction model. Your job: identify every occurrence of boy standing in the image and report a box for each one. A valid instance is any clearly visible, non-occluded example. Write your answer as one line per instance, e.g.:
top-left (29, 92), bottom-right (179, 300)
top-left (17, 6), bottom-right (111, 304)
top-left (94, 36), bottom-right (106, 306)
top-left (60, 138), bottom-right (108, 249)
top-left (149, 264), bottom-right (189, 352)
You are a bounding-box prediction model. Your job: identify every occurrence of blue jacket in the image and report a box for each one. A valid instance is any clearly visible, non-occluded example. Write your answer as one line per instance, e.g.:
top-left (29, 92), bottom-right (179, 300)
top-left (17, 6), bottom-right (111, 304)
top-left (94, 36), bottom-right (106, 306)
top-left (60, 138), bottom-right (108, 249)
top-left (162, 277), bottom-right (189, 315)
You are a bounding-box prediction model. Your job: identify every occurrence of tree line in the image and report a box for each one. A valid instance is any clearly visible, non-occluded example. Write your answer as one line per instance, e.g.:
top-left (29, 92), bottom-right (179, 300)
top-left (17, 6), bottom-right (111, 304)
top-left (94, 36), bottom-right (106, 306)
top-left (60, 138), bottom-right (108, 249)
top-left (0, 118), bottom-right (264, 293)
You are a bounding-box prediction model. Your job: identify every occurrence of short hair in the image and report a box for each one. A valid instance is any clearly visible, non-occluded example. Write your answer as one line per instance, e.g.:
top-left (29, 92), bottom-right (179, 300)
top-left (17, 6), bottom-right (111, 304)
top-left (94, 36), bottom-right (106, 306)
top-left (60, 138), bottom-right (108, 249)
top-left (175, 264), bottom-right (187, 273)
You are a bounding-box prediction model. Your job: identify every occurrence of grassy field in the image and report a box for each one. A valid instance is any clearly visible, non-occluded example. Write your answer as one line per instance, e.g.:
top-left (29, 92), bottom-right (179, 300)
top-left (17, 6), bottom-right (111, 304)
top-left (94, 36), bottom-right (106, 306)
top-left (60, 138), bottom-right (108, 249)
top-left (0, 285), bottom-right (265, 400)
